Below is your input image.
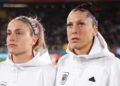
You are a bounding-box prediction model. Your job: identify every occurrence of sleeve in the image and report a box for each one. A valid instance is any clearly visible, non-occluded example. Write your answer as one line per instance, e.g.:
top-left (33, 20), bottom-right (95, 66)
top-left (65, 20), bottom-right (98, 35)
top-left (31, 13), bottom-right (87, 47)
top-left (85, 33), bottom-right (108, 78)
top-left (109, 60), bottom-right (120, 86)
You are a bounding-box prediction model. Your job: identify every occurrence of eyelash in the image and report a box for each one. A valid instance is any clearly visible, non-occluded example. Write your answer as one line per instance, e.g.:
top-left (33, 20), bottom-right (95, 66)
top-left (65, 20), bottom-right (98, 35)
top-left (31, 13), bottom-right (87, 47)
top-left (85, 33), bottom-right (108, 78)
top-left (6, 32), bottom-right (11, 35)
top-left (78, 22), bottom-right (84, 25)
top-left (67, 23), bottom-right (72, 27)
top-left (7, 32), bottom-right (24, 36)
top-left (16, 32), bottom-right (23, 35)
top-left (67, 22), bottom-right (85, 29)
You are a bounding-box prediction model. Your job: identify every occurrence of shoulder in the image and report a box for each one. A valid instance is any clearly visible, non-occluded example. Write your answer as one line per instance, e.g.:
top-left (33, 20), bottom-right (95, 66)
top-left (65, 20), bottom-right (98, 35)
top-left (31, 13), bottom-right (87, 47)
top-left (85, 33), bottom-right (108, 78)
top-left (107, 56), bottom-right (120, 65)
top-left (0, 60), bottom-right (9, 71)
top-left (57, 54), bottom-right (72, 67)
top-left (104, 56), bottom-right (120, 72)
top-left (0, 60), bottom-right (7, 66)
top-left (40, 64), bottom-right (56, 82)
top-left (42, 64), bottom-right (56, 70)
top-left (110, 56), bottom-right (120, 68)
top-left (40, 64), bottom-right (56, 74)
top-left (105, 56), bottom-right (120, 84)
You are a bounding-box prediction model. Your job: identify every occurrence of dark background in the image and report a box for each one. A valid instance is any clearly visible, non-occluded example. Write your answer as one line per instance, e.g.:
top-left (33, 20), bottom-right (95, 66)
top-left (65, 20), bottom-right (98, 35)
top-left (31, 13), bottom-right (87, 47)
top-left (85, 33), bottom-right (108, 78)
top-left (0, 0), bottom-right (120, 58)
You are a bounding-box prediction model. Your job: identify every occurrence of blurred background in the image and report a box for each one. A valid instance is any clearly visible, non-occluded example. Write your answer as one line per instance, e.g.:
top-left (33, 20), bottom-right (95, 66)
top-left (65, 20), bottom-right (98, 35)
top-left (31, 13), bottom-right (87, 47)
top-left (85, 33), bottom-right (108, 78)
top-left (0, 0), bottom-right (120, 63)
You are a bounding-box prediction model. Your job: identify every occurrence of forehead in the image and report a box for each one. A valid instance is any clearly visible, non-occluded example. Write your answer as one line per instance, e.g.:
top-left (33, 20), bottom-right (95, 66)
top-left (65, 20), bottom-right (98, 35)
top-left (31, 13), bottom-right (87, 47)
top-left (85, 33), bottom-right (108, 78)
top-left (7, 19), bottom-right (29, 31)
top-left (67, 10), bottom-right (90, 22)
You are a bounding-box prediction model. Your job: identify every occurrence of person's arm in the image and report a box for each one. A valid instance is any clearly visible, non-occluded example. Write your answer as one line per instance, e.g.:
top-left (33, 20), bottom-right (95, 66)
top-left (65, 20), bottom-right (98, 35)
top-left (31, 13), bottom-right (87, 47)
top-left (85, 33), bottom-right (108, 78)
top-left (109, 60), bottom-right (120, 86)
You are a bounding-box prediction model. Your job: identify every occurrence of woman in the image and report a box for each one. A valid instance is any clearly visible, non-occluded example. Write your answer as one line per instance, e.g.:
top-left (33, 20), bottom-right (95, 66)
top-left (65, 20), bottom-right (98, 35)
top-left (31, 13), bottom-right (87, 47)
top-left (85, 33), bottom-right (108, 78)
top-left (56, 3), bottom-right (120, 86)
top-left (0, 16), bottom-right (56, 86)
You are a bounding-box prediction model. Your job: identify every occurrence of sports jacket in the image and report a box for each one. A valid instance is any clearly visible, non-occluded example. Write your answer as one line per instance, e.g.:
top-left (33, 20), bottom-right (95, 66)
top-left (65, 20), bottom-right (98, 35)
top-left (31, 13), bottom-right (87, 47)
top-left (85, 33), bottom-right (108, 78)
top-left (56, 32), bottom-right (120, 86)
top-left (0, 49), bottom-right (56, 86)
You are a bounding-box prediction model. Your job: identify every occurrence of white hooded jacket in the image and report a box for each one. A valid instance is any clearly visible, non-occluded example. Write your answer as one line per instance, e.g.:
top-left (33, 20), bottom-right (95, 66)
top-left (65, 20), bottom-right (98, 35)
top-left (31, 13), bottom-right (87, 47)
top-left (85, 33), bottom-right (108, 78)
top-left (0, 49), bottom-right (56, 86)
top-left (56, 32), bottom-right (120, 86)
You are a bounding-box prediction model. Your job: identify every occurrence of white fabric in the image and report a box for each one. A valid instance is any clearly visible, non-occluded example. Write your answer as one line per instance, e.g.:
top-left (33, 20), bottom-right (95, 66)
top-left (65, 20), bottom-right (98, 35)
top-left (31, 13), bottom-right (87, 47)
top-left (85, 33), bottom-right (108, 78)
top-left (0, 49), bottom-right (56, 86)
top-left (56, 32), bottom-right (120, 86)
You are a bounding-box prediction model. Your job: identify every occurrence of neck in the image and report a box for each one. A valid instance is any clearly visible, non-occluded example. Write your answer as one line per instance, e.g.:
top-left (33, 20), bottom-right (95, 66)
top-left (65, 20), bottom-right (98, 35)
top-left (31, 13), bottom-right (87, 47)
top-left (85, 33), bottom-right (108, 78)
top-left (12, 52), bottom-right (34, 64)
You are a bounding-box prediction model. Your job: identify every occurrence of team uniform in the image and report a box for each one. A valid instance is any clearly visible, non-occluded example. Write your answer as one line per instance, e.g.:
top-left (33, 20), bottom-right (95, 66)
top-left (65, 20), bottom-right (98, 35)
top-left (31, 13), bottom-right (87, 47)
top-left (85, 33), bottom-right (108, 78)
top-left (0, 49), bottom-right (56, 86)
top-left (56, 32), bottom-right (120, 86)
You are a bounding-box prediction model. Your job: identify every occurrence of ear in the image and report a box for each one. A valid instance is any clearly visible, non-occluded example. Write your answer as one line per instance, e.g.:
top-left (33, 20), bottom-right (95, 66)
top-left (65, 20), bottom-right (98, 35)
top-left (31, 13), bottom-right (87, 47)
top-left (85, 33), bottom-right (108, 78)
top-left (32, 36), bottom-right (38, 46)
top-left (93, 25), bottom-right (98, 36)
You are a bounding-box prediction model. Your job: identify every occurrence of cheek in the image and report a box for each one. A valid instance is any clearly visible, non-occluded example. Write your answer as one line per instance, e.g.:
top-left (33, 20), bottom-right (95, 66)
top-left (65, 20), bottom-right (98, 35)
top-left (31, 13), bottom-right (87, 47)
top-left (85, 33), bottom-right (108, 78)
top-left (67, 31), bottom-right (71, 40)
top-left (83, 30), bottom-right (94, 40)
top-left (78, 29), bottom-right (93, 40)
top-left (6, 37), bottom-right (9, 44)
top-left (6, 37), bottom-right (13, 45)
top-left (20, 37), bottom-right (33, 45)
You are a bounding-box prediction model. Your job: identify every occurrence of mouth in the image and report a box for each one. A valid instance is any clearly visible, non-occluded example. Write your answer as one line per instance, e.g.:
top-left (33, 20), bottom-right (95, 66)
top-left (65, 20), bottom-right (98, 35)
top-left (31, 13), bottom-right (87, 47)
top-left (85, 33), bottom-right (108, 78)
top-left (8, 44), bottom-right (17, 48)
top-left (71, 37), bottom-right (79, 42)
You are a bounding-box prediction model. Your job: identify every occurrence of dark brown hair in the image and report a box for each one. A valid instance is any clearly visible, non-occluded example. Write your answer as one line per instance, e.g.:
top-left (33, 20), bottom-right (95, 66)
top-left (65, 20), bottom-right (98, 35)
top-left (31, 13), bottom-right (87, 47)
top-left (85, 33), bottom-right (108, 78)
top-left (71, 3), bottom-right (98, 27)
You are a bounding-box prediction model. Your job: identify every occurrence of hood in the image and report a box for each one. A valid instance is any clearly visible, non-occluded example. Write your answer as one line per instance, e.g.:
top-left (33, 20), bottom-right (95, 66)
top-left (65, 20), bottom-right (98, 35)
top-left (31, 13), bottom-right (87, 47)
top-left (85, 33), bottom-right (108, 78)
top-left (66, 32), bottom-right (114, 60)
top-left (5, 49), bottom-right (52, 68)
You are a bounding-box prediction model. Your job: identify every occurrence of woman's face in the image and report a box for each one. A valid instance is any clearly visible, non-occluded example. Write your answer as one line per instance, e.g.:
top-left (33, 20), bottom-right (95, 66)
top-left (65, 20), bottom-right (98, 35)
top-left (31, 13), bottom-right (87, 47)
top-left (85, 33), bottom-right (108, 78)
top-left (6, 19), bottom-right (37, 56)
top-left (67, 10), bottom-right (97, 51)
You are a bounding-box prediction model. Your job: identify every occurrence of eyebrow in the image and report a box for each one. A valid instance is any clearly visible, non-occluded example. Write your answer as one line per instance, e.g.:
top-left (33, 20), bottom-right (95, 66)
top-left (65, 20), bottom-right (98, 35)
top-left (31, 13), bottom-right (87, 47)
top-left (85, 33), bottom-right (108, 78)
top-left (7, 28), bottom-right (25, 32)
top-left (67, 19), bottom-right (85, 23)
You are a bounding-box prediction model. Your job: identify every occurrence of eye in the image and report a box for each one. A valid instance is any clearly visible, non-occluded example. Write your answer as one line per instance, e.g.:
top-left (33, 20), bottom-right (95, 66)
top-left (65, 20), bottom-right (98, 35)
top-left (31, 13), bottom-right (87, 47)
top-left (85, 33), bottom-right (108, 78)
top-left (6, 32), bottom-right (11, 36)
top-left (15, 31), bottom-right (24, 35)
top-left (6, 30), bottom-right (11, 36)
top-left (67, 23), bottom-right (73, 29)
top-left (78, 22), bottom-right (85, 26)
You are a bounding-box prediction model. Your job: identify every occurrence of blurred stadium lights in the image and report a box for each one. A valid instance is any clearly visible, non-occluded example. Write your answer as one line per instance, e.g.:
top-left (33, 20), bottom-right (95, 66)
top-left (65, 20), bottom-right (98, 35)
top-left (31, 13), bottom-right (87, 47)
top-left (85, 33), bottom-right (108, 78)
top-left (3, 3), bottom-right (28, 8)
top-left (0, 10), bottom-right (7, 18)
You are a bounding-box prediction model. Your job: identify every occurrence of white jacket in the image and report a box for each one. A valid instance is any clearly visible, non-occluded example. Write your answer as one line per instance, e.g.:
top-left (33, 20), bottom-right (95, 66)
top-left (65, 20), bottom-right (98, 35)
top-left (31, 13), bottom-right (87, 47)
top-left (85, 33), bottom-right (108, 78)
top-left (0, 49), bottom-right (56, 86)
top-left (56, 32), bottom-right (120, 86)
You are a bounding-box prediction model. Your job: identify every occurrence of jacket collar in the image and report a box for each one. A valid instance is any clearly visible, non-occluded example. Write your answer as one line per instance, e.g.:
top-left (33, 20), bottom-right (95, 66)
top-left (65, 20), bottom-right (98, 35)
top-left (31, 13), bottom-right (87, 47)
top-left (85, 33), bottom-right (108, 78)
top-left (6, 49), bottom-right (52, 67)
top-left (66, 32), bottom-right (114, 60)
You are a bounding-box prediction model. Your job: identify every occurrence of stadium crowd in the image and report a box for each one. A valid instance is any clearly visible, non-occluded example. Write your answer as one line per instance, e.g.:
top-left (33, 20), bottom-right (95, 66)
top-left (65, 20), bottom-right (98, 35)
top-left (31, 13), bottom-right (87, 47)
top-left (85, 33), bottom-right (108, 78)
top-left (0, 2), bottom-right (120, 61)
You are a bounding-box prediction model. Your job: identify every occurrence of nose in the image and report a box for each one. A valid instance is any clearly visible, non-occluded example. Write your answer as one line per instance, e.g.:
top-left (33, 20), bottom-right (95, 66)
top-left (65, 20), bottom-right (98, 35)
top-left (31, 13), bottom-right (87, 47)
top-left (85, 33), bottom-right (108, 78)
top-left (71, 25), bottom-right (79, 34)
top-left (7, 33), bottom-right (16, 42)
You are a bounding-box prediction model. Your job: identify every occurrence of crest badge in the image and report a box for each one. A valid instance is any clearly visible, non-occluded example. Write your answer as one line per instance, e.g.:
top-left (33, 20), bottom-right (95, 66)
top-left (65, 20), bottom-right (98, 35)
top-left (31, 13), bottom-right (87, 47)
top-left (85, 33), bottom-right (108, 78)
top-left (61, 72), bottom-right (69, 85)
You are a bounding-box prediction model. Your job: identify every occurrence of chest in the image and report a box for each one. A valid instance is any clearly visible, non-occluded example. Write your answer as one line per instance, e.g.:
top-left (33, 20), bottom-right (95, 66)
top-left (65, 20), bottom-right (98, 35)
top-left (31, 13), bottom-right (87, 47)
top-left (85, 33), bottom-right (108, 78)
top-left (0, 66), bottom-right (43, 86)
top-left (56, 61), bottom-right (109, 86)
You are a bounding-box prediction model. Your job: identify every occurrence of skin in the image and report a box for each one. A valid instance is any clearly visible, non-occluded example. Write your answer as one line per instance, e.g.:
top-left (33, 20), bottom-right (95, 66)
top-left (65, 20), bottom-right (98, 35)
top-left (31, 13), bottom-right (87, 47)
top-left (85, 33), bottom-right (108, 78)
top-left (6, 19), bottom-right (38, 64)
top-left (67, 10), bottom-right (98, 55)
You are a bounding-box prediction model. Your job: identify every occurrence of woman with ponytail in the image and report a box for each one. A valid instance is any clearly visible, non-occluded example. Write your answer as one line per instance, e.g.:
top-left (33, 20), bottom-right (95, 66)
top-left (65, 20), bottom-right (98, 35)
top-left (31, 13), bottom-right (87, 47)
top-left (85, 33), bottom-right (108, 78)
top-left (0, 16), bottom-right (56, 86)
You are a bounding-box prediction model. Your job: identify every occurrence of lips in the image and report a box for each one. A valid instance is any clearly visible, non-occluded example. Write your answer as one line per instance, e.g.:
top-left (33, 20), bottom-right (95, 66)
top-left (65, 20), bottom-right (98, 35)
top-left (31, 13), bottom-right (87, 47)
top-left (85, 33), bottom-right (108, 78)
top-left (71, 37), bottom-right (79, 42)
top-left (7, 44), bottom-right (17, 48)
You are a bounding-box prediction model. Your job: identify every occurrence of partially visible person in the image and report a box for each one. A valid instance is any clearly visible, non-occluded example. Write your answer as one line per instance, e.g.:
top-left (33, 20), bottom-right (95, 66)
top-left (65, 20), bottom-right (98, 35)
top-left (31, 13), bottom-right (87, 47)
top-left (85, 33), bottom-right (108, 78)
top-left (56, 3), bottom-right (120, 86)
top-left (0, 16), bottom-right (56, 86)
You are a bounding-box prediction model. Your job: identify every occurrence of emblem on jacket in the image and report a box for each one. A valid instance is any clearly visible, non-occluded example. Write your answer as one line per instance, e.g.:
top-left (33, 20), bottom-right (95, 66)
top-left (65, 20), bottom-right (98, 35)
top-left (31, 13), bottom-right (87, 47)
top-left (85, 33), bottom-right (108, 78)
top-left (0, 81), bottom-right (7, 86)
top-left (61, 72), bottom-right (69, 85)
top-left (89, 76), bottom-right (96, 82)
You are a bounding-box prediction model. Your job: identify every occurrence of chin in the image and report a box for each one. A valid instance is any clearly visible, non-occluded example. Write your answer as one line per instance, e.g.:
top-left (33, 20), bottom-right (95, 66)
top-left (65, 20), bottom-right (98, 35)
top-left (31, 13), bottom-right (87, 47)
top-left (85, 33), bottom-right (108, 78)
top-left (70, 45), bottom-right (79, 49)
top-left (9, 51), bottom-right (16, 55)
top-left (9, 50), bottom-right (18, 54)
top-left (71, 42), bottom-right (78, 46)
